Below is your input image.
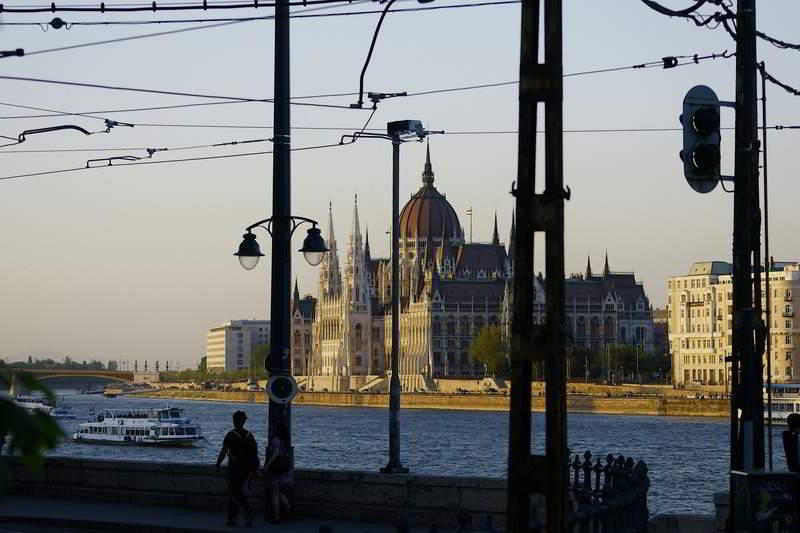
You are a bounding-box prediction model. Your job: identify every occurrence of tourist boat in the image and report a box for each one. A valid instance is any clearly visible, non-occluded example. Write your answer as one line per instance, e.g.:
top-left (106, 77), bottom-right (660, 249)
top-left (13, 395), bottom-right (54, 415)
top-left (764, 383), bottom-right (800, 423)
top-left (72, 407), bottom-right (204, 446)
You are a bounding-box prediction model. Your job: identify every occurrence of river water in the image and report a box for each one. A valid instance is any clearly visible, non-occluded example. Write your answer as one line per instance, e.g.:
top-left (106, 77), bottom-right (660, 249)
top-left (41, 392), bottom-right (789, 517)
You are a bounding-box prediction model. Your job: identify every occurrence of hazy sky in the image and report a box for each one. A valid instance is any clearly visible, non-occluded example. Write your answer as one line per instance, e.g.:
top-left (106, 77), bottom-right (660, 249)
top-left (1, 1), bottom-right (798, 365)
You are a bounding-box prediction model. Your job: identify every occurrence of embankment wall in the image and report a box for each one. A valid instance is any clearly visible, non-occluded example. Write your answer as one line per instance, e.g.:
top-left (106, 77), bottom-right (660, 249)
top-left (4, 457), bottom-right (508, 528)
top-left (136, 390), bottom-right (730, 417)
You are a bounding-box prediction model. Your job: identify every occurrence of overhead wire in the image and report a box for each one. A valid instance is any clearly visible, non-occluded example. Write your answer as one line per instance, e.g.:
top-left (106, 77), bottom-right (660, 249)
top-left (0, 0), bottom-right (520, 27)
top-left (0, 75), bottom-right (364, 110)
top-left (0, 0), bottom-right (362, 13)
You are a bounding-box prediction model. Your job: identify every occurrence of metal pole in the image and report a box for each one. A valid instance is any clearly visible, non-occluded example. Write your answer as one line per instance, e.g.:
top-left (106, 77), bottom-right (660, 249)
top-left (507, 0), bottom-right (538, 526)
top-left (381, 139), bottom-right (407, 474)
top-left (268, 0), bottom-right (291, 444)
top-left (760, 62), bottom-right (773, 470)
top-left (731, 0), bottom-right (763, 473)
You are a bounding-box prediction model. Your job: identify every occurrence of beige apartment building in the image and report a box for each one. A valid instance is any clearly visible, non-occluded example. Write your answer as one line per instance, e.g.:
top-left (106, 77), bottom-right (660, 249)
top-left (206, 320), bottom-right (271, 373)
top-left (667, 261), bottom-right (799, 387)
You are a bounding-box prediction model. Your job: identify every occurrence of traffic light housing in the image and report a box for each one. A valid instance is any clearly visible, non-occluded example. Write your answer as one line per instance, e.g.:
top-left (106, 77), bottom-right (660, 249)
top-left (680, 85), bottom-right (721, 194)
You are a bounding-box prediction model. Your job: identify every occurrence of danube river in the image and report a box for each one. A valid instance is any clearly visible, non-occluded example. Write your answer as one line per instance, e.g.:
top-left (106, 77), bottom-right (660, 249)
top-left (45, 392), bottom-right (788, 517)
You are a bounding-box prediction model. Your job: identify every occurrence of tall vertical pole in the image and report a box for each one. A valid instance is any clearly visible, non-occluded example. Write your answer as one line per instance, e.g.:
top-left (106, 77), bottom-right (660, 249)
top-left (507, 0), bottom-right (538, 528)
top-left (268, 0), bottom-right (292, 446)
top-left (760, 62), bottom-right (773, 470)
top-left (543, 1), bottom-right (567, 528)
top-left (731, 0), bottom-right (762, 472)
top-left (382, 139), bottom-right (407, 474)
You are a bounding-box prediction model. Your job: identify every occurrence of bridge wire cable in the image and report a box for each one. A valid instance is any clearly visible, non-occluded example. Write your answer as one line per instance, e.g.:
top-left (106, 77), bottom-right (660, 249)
top-left (0, 0), bottom-right (520, 27)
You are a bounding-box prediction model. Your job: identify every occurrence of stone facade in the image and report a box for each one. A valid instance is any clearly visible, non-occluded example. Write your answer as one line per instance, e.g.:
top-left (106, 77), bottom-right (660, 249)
top-left (667, 261), bottom-right (800, 386)
top-left (298, 146), bottom-right (654, 391)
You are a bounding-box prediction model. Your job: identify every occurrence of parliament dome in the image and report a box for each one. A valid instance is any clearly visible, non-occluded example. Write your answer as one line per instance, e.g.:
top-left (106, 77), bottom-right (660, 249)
top-left (399, 145), bottom-right (463, 242)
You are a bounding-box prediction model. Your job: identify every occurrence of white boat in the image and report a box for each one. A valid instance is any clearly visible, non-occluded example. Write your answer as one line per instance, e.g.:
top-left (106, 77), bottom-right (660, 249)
top-left (13, 395), bottom-right (54, 415)
top-left (72, 407), bottom-right (204, 447)
top-left (764, 383), bottom-right (800, 423)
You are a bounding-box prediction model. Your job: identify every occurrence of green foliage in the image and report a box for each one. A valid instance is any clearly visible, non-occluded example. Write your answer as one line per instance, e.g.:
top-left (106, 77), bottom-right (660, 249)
top-left (250, 344), bottom-right (270, 378)
top-left (198, 356), bottom-right (207, 375)
top-left (469, 325), bottom-right (508, 377)
top-left (0, 373), bottom-right (64, 474)
top-left (6, 357), bottom-right (106, 371)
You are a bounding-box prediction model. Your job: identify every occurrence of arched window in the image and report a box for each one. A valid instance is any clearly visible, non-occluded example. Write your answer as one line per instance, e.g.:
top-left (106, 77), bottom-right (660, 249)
top-left (460, 317), bottom-right (470, 336)
top-left (620, 326), bottom-right (627, 342)
top-left (474, 316), bottom-right (484, 334)
top-left (355, 323), bottom-right (363, 340)
top-left (576, 317), bottom-right (586, 337)
top-left (433, 317), bottom-right (442, 336)
top-left (604, 317), bottom-right (614, 337)
top-left (566, 316), bottom-right (573, 333)
top-left (590, 317), bottom-right (600, 337)
top-left (446, 318), bottom-right (456, 336)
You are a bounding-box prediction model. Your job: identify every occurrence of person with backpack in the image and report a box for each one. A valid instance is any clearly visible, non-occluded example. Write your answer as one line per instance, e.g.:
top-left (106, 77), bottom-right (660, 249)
top-left (265, 420), bottom-right (292, 524)
top-left (215, 410), bottom-right (258, 526)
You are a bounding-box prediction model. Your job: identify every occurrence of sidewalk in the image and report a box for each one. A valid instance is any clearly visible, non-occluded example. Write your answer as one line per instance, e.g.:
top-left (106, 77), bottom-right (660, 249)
top-left (0, 497), bottom-right (432, 533)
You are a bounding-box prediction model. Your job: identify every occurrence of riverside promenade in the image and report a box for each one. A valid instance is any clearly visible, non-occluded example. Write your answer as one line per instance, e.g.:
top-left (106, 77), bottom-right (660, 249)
top-left (136, 389), bottom-right (731, 418)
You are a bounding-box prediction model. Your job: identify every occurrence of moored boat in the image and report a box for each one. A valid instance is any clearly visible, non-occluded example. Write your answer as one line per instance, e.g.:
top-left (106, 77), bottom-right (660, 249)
top-left (72, 407), bottom-right (204, 446)
top-left (764, 383), bottom-right (800, 423)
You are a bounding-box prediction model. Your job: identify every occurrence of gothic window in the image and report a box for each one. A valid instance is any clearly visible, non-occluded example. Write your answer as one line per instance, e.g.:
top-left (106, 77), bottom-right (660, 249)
top-left (293, 330), bottom-right (301, 346)
top-left (433, 317), bottom-right (442, 336)
top-left (576, 317), bottom-right (586, 337)
top-left (293, 358), bottom-right (301, 371)
top-left (620, 326), bottom-right (627, 342)
top-left (460, 317), bottom-right (470, 336)
top-left (604, 317), bottom-right (614, 337)
top-left (474, 316), bottom-right (484, 333)
top-left (447, 318), bottom-right (456, 336)
top-left (590, 317), bottom-right (600, 337)
top-left (434, 352), bottom-right (442, 365)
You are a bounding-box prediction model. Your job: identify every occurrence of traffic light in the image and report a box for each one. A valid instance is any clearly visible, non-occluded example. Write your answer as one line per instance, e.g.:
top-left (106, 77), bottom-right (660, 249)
top-left (680, 85), bottom-right (721, 194)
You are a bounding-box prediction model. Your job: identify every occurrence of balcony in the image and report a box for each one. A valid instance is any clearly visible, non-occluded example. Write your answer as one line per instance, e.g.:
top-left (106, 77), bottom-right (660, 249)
top-left (786, 295), bottom-right (794, 302)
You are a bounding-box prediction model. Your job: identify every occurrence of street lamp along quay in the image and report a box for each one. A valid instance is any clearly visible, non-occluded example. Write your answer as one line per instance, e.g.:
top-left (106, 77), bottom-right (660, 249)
top-left (234, 215), bottom-right (328, 270)
top-left (340, 119), bottom-right (442, 475)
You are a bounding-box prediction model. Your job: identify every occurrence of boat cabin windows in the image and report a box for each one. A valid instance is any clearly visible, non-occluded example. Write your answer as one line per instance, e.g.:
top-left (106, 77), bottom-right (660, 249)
top-left (159, 409), bottom-right (183, 421)
top-left (185, 427), bottom-right (196, 435)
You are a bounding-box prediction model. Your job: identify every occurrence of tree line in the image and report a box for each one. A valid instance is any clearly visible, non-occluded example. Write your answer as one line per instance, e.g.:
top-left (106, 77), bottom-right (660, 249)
top-left (0, 356), bottom-right (118, 371)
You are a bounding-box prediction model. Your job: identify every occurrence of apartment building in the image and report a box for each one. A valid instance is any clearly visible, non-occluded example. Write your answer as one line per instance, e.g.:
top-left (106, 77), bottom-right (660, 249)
top-left (667, 261), bottom-right (799, 387)
top-left (206, 320), bottom-right (271, 373)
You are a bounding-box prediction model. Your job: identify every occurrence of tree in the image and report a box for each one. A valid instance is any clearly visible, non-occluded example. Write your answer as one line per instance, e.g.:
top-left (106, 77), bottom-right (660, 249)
top-left (198, 356), bottom-right (207, 376)
top-left (0, 373), bottom-right (64, 477)
top-left (469, 325), bottom-right (508, 377)
top-left (26, 356), bottom-right (33, 366)
top-left (251, 344), bottom-right (270, 378)
top-left (106, 360), bottom-right (118, 371)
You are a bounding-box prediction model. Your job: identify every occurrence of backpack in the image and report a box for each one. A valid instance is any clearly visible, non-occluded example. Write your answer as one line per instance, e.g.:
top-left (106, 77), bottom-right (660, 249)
top-left (228, 430), bottom-right (260, 475)
top-left (267, 439), bottom-right (292, 475)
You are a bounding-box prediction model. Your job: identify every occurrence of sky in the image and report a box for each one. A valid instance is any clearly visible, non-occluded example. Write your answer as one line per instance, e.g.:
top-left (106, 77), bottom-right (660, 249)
top-left (0, 1), bottom-right (798, 366)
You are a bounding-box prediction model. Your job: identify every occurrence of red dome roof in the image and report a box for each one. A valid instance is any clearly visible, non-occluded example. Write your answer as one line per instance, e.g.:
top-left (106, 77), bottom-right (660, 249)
top-left (399, 145), bottom-right (462, 241)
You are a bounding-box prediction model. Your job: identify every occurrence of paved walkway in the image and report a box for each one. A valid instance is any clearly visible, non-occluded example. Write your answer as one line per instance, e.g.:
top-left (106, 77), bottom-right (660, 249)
top-left (0, 497), bottom-right (434, 533)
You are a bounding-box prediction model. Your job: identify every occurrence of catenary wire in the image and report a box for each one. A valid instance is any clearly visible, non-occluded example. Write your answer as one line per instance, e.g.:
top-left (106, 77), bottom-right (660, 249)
top-left (0, 0), bottom-right (520, 27)
top-left (20, 0), bottom-right (375, 58)
top-left (0, 49), bottom-right (734, 125)
top-left (0, 75), bottom-right (366, 111)
top-left (0, 0), bottom-right (364, 13)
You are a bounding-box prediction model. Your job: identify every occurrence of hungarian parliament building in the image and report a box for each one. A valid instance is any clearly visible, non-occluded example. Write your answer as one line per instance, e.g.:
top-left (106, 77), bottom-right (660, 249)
top-left (289, 146), bottom-right (654, 392)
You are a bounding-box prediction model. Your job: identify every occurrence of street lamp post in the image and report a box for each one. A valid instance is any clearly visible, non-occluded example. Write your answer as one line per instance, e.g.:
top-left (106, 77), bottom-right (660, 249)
top-left (340, 120), bottom-right (439, 474)
top-left (234, 215), bottom-right (327, 451)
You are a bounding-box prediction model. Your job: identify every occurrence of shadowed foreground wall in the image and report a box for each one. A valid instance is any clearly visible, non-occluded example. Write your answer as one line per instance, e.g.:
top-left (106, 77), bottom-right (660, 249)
top-left (4, 457), bottom-right (509, 528)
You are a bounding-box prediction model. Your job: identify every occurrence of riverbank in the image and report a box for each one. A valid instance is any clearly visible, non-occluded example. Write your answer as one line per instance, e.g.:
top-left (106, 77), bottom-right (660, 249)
top-left (133, 389), bottom-right (730, 417)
